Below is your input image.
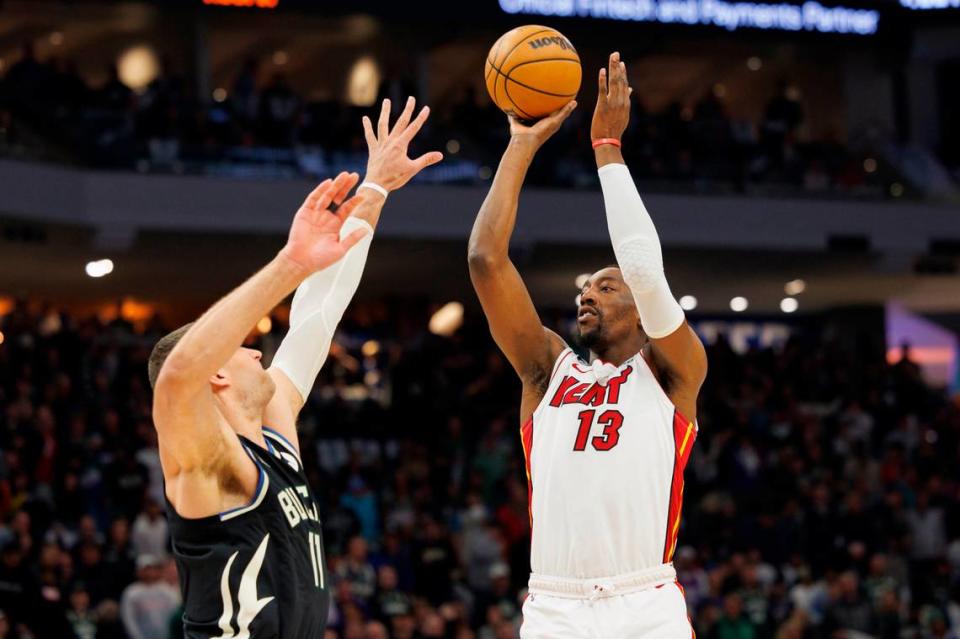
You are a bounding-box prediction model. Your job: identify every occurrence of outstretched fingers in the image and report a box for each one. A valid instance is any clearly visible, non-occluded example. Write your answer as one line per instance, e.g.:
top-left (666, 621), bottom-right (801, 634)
top-left (541, 100), bottom-right (577, 128)
top-left (412, 151), bottom-right (444, 171)
top-left (309, 172), bottom-right (352, 211)
top-left (377, 98), bottom-right (392, 140)
top-left (610, 53), bottom-right (630, 103)
top-left (331, 172), bottom-right (360, 205)
top-left (399, 105), bottom-right (432, 144)
top-left (608, 51), bottom-right (620, 86)
top-left (304, 178), bottom-right (334, 210)
top-left (362, 116), bottom-right (377, 149)
top-left (392, 96), bottom-right (417, 138)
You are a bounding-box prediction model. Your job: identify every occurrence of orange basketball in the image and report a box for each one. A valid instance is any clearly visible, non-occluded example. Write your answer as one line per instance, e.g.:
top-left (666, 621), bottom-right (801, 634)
top-left (484, 25), bottom-right (581, 121)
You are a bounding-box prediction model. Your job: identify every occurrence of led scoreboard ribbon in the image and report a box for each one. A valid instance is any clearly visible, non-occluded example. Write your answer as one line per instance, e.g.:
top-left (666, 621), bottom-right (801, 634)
top-left (498, 0), bottom-right (882, 35)
top-left (899, 0), bottom-right (960, 8)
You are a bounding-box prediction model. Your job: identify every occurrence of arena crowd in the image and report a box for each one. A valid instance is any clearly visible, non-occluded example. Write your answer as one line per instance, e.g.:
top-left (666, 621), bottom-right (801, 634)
top-left (0, 298), bottom-right (957, 638)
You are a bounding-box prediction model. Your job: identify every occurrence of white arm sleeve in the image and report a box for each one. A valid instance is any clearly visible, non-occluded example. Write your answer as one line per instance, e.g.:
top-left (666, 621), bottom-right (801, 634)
top-left (598, 163), bottom-right (685, 339)
top-left (272, 216), bottom-right (374, 400)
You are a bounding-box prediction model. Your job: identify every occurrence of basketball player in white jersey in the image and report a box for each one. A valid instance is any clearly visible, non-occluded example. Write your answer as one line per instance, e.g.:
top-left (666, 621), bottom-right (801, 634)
top-left (468, 53), bottom-right (708, 637)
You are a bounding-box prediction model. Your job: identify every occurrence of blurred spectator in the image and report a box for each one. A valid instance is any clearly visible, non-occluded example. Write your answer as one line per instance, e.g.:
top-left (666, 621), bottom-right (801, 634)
top-left (258, 73), bottom-right (299, 147)
top-left (94, 64), bottom-right (133, 112)
top-left (475, 562), bottom-right (518, 630)
top-left (103, 517), bottom-right (136, 598)
top-left (119, 554), bottom-right (180, 639)
top-left (108, 452), bottom-right (149, 519)
top-left (231, 58), bottom-right (261, 129)
top-left (909, 490), bottom-right (948, 561)
top-left (413, 517), bottom-right (457, 606)
top-left (66, 583), bottom-right (97, 639)
top-left (337, 535), bottom-right (377, 605)
top-left (4, 43), bottom-right (44, 104)
top-left (342, 476), bottom-right (379, 543)
top-left (374, 564), bottom-right (412, 621)
top-left (710, 594), bottom-right (756, 639)
top-left (875, 590), bottom-right (903, 639)
top-left (0, 540), bottom-right (34, 633)
top-left (823, 571), bottom-right (874, 636)
top-left (762, 81), bottom-right (804, 171)
top-left (365, 620), bottom-right (389, 639)
top-left (131, 498), bottom-right (168, 558)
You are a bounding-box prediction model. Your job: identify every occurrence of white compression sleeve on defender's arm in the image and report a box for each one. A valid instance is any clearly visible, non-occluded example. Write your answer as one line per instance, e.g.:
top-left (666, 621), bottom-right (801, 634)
top-left (598, 163), bottom-right (685, 339)
top-left (272, 215), bottom-right (374, 400)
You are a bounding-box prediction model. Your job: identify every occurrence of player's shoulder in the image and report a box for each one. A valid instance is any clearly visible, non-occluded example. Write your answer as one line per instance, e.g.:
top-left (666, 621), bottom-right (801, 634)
top-left (542, 328), bottom-right (571, 359)
top-left (542, 329), bottom-right (580, 382)
top-left (520, 328), bottom-right (570, 396)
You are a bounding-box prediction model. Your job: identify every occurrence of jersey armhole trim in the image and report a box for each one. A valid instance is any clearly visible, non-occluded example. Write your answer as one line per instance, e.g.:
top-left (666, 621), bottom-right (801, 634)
top-left (219, 445), bottom-right (270, 522)
top-left (548, 348), bottom-right (575, 385)
top-left (263, 426), bottom-right (302, 462)
top-left (637, 351), bottom-right (699, 432)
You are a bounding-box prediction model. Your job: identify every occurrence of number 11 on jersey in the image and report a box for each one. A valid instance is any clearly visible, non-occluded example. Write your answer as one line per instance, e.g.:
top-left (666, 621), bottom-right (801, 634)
top-left (308, 531), bottom-right (325, 589)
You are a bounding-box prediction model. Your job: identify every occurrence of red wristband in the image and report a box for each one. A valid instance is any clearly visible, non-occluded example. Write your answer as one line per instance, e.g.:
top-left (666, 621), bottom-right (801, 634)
top-left (592, 138), bottom-right (622, 149)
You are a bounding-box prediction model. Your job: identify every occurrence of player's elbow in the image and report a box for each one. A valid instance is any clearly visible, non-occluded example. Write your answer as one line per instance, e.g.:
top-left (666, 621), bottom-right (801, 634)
top-left (467, 247), bottom-right (502, 278)
top-left (153, 359), bottom-right (191, 393)
top-left (677, 341), bottom-right (709, 389)
top-left (152, 356), bottom-right (206, 401)
top-left (151, 372), bottom-right (191, 424)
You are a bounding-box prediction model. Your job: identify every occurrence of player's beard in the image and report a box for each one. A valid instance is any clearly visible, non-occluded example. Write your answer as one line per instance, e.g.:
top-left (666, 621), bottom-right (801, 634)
top-left (576, 313), bottom-right (605, 351)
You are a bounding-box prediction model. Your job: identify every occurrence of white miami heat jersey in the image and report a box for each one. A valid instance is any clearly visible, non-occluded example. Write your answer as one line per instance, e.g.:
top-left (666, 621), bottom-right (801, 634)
top-left (520, 347), bottom-right (697, 580)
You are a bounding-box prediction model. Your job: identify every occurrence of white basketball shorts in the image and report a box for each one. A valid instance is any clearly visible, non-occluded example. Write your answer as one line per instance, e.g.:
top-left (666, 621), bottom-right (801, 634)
top-left (520, 566), bottom-right (694, 639)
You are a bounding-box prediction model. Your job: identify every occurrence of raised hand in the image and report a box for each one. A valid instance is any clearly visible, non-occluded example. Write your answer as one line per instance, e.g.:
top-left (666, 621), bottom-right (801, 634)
top-left (362, 97), bottom-right (444, 193)
top-left (280, 172), bottom-right (369, 274)
top-left (591, 52), bottom-right (632, 141)
top-left (509, 100), bottom-right (577, 151)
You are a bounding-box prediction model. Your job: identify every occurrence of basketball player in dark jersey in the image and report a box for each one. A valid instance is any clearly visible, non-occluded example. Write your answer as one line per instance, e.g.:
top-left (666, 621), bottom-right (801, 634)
top-left (147, 98), bottom-right (442, 638)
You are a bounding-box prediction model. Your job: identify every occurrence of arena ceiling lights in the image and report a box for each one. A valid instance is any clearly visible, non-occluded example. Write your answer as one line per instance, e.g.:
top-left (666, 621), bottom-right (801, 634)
top-left (499, 0), bottom-right (881, 35)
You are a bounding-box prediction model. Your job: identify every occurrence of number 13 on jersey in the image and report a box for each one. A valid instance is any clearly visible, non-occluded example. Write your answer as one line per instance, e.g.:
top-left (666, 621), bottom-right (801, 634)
top-left (574, 409), bottom-right (624, 451)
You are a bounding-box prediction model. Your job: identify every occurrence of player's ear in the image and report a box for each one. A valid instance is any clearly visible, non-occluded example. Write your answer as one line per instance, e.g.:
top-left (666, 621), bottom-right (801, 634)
top-left (210, 370), bottom-right (230, 391)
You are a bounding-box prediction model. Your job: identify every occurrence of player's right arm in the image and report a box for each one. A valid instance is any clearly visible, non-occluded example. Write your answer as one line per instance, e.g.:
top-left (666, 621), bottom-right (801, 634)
top-left (468, 103), bottom-right (576, 414)
top-left (265, 97), bottom-right (444, 447)
top-left (592, 53), bottom-right (707, 421)
top-left (153, 173), bottom-right (367, 515)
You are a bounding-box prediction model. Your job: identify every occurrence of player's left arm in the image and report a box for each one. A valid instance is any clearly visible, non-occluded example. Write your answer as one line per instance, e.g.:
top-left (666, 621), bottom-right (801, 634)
top-left (592, 52), bottom-right (707, 420)
top-left (265, 97), bottom-right (443, 446)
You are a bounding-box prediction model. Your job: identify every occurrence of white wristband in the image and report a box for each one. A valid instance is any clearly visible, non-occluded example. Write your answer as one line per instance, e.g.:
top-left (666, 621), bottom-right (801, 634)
top-left (358, 181), bottom-right (389, 200)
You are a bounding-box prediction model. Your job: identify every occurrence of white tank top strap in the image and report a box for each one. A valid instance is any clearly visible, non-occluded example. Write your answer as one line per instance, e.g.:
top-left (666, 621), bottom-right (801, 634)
top-left (548, 346), bottom-right (576, 384)
top-left (528, 564), bottom-right (677, 600)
